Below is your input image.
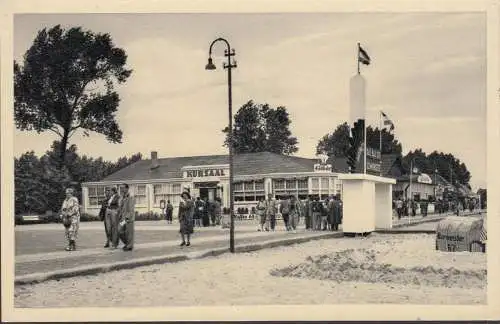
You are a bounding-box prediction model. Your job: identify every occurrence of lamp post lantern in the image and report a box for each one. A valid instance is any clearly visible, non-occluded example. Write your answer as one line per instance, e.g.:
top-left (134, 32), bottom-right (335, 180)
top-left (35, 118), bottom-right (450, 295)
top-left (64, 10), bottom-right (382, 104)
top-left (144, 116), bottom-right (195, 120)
top-left (206, 38), bottom-right (237, 253)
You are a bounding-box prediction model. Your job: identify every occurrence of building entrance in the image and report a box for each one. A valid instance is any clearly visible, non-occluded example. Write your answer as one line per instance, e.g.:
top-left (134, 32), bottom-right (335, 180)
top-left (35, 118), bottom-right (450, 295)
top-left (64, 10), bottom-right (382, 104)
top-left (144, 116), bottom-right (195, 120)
top-left (194, 181), bottom-right (218, 201)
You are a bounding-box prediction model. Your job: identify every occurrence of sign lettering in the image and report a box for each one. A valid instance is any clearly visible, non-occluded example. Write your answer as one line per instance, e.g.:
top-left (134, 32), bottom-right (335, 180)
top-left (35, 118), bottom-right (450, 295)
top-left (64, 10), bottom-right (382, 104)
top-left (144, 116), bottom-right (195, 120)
top-left (314, 164), bottom-right (332, 172)
top-left (185, 169), bottom-right (226, 178)
top-left (437, 232), bottom-right (465, 242)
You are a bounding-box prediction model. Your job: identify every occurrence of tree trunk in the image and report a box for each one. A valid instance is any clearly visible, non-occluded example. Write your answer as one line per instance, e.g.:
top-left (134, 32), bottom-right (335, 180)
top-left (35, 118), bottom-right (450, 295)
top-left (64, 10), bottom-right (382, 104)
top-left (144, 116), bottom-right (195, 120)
top-left (59, 131), bottom-right (69, 168)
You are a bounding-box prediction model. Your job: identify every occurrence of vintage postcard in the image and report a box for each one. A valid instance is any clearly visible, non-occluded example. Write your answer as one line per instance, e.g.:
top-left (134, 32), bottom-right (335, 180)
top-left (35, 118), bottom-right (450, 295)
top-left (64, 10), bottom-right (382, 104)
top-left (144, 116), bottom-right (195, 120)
top-left (1, 0), bottom-right (499, 322)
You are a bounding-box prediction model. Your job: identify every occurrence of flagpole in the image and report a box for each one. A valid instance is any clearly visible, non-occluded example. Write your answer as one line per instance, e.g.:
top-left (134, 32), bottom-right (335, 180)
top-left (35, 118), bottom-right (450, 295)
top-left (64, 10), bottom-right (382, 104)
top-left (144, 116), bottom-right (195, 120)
top-left (363, 119), bottom-right (367, 175)
top-left (357, 42), bottom-right (360, 74)
top-left (379, 111), bottom-right (383, 176)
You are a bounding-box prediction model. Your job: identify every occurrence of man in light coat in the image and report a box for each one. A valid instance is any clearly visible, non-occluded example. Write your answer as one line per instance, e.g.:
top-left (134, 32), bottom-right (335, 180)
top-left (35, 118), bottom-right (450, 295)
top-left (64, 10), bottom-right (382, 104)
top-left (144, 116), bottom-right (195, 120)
top-left (118, 183), bottom-right (136, 251)
top-left (265, 193), bottom-right (278, 231)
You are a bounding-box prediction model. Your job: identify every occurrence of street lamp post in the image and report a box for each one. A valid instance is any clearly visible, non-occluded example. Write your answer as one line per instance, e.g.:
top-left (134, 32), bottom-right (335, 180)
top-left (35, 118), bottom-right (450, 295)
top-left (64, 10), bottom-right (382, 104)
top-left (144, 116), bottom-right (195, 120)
top-left (206, 38), bottom-right (237, 253)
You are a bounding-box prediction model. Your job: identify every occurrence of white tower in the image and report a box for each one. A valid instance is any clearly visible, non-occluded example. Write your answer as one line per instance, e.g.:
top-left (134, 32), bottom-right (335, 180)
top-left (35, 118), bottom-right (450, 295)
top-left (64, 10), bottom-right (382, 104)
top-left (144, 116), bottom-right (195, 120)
top-left (349, 74), bottom-right (366, 124)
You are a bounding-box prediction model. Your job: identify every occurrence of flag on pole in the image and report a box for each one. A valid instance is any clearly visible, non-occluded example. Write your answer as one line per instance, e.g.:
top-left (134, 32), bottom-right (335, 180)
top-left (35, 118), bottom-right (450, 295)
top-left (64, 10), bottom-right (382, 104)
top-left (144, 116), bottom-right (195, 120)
top-left (358, 45), bottom-right (371, 65)
top-left (381, 111), bottom-right (395, 131)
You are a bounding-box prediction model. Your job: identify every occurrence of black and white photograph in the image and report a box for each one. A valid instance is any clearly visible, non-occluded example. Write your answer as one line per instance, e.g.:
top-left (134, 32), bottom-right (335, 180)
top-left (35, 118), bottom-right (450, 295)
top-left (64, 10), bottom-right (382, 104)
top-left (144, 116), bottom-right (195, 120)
top-left (1, 0), bottom-right (498, 322)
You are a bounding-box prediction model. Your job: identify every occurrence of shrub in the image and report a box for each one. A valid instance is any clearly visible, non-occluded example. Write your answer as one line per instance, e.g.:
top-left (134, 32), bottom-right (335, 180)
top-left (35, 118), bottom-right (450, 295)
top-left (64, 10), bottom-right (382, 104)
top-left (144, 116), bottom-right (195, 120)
top-left (80, 213), bottom-right (100, 222)
top-left (136, 211), bottom-right (162, 221)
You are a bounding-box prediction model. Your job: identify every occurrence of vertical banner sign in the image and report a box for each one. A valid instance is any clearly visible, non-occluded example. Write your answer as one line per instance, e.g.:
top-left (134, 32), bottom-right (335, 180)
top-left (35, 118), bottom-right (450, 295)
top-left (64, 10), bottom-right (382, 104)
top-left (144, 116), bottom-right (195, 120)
top-left (365, 146), bottom-right (382, 176)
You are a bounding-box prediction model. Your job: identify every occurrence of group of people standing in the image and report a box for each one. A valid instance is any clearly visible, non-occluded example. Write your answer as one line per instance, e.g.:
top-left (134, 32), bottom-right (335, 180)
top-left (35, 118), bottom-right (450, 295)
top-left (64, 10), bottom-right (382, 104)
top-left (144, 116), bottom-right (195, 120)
top-left (255, 194), bottom-right (343, 232)
top-left (193, 197), bottom-right (222, 227)
top-left (58, 183), bottom-right (136, 252)
top-left (394, 196), bottom-right (480, 219)
top-left (98, 184), bottom-right (136, 251)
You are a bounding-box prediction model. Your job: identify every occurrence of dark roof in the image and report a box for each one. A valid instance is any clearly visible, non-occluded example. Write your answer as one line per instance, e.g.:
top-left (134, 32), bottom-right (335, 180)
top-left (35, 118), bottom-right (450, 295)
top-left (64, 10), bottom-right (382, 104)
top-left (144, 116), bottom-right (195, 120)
top-left (100, 151), bottom-right (321, 182)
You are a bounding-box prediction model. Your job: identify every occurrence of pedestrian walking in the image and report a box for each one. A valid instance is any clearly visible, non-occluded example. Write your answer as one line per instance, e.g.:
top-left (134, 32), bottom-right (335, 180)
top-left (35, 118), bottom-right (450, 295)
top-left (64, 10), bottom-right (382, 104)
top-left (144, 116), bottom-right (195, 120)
top-left (178, 189), bottom-right (194, 246)
top-left (411, 200), bottom-right (417, 217)
top-left (265, 193), bottom-right (278, 231)
top-left (321, 198), bottom-right (329, 230)
top-left (303, 196), bottom-right (312, 230)
top-left (106, 187), bottom-right (121, 249)
top-left (166, 200), bottom-right (174, 224)
top-left (395, 198), bottom-right (403, 219)
top-left (329, 195), bottom-right (342, 231)
top-left (311, 196), bottom-right (323, 231)
top-left (99, 187), bottom-right (111, 247)
top-left (213, 197), bottom-right (222, 226)
top-left (280, 196), bottom-right (291, 231)
top-left (256, 197), bottom-right (267, 231)
top-left (60, 188), bottom-right (80, 251)
top-left (208, 199), bottom-right (217, 226)
top-left (194, 197), bottom-right (203, 227)
top-left (288, 195), bottom-right (302, 231)
top-left (118, 183), bottom-right (136, 251)
top-left (202, 197), bottom-right (210, 227)
top-left (420, 200), bottom-right (428, 217)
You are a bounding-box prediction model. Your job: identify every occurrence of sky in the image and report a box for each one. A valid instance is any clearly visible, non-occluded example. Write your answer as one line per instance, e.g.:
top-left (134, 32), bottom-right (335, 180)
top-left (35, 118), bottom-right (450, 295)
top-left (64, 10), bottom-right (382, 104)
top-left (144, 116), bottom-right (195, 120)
top-left (13, 13), bottom-right (487, 189)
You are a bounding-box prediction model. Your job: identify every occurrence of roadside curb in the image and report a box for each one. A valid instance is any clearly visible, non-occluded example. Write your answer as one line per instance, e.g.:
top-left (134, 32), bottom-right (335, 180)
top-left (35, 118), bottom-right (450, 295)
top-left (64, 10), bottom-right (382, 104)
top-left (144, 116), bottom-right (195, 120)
top-left (15, 232), bottom-right (342, 286)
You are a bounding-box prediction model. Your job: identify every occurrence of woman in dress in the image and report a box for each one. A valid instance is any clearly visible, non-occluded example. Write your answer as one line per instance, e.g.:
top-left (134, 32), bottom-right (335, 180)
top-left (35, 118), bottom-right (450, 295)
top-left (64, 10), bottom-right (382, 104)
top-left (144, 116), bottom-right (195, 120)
top-left (178, 189), bottom-right (194, 246)
top-left (60, 188), bottom-right (80, 251)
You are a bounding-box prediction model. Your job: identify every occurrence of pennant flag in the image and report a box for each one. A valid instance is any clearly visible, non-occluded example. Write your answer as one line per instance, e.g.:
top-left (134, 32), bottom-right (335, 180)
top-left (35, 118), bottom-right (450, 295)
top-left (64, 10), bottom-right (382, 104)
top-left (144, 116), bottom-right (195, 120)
top-left (358, 45), bottom-right (371, 65)
top-left (381, 111), bottom-right (395, 131)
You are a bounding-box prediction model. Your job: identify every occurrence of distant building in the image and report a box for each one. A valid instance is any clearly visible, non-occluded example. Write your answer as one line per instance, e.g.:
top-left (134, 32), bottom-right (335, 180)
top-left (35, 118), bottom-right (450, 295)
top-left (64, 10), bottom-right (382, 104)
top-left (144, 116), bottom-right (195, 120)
top-left (81, 151), bottom-right (347, 217)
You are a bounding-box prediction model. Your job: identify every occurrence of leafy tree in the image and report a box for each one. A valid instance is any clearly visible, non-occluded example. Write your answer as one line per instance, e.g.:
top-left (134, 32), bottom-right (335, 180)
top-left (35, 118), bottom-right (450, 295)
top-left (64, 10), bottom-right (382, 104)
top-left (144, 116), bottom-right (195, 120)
top-left (402, 149), bottom-right (471, 186)
top-left (316, 122), bottom-right (402, 157)
top-left (223, 100), bottom-right (299, 155)
top-left (15, 152), bottom-right (49, 214)
top-left (14, 24), bottom-right (132, 166)
top-left (316, 122), bottom-right (351, 157)
top-left (366, 126), bottom-right (403, 155)
top-left (14, 142), bottom-right (143, 215)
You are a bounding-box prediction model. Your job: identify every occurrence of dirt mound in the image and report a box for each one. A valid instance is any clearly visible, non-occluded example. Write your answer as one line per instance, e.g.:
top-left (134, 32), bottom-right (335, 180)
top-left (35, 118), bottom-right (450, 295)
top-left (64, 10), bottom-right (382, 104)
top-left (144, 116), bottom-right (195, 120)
top-left (270, 248), bottom-right (486, 289)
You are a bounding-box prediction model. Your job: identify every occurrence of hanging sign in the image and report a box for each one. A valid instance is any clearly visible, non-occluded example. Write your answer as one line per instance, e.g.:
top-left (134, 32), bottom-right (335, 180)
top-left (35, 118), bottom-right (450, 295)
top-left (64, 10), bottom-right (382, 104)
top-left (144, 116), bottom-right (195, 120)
top-left (314, 164), bottom-right (332, 172)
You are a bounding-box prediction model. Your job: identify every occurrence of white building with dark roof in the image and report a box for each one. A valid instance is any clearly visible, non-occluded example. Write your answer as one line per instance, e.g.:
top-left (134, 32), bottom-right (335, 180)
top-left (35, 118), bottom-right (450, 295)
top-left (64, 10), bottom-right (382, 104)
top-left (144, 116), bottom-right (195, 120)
top-left (81, 151), bottom-right (346, 217)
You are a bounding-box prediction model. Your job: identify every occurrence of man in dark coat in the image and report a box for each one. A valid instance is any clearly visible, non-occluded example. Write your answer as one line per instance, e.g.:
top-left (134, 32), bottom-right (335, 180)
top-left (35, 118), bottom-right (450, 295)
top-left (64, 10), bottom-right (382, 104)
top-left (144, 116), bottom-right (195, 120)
top-left (194, 197), bottom-right (203, 227)
top-left (166, 200), bottom-right (174, 224)
top-left (202, 197), bottom-right (210, 227)
top-left (328, 195), bottom-right (342, 231)
top-left (99, 187), bottom-right (111, 247)
top-left (303, 196), bottom-right (312, 230)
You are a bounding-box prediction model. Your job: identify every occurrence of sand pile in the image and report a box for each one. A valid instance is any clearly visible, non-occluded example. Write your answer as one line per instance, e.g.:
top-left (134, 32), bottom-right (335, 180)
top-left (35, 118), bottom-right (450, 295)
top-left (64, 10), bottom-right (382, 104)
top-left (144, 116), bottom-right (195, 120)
top-left (270, 248), bottom-right (486, 289)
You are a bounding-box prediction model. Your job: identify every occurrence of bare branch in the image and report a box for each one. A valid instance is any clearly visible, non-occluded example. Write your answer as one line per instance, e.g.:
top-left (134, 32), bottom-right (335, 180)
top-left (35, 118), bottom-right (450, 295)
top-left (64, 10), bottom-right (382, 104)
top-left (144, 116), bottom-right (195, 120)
top-left (47, 127), bottom-right (63, 138)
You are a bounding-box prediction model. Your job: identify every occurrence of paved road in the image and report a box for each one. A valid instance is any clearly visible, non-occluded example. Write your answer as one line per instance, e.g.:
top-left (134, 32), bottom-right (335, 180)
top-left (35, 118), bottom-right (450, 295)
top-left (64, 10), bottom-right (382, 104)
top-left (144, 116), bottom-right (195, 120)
top-left (15, 211), bottom-right (483, 279)
top-left (15, 220), bottom-right (259, 255)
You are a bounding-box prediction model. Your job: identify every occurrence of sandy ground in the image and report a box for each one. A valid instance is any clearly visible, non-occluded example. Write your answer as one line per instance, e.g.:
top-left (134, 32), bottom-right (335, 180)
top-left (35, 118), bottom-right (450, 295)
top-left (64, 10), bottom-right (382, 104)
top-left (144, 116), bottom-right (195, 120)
top-left (14, 233), bottom-right (486, 307)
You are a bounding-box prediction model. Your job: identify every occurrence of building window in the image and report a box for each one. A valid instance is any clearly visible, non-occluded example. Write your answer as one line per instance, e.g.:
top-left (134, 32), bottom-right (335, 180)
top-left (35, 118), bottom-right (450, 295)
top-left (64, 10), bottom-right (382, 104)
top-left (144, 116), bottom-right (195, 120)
top-left (153, 183), bottom-right (182, 207)
top-left (273, 178), bottom-right (308, 199)
top-left (153, 184), bottom-right (166, 205)
top-left (321, 177), bottom-right (329, 189)
top-left (88, 185), bottom-right (106, 207)
top-left (311, 177), bottom-right (333, 199)
top-left (235, 180), bottom-right (265, 202)
top-left (134, 185), bottom-right (147, 206)
top-left (311, 178), bottom-right (319, 190)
